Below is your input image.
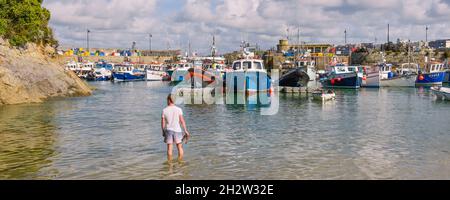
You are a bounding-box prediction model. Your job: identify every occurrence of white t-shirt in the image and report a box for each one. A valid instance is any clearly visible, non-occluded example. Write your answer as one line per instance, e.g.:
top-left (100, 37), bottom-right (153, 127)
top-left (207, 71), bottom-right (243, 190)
top-left (162, 105), bottom-right (183, 133)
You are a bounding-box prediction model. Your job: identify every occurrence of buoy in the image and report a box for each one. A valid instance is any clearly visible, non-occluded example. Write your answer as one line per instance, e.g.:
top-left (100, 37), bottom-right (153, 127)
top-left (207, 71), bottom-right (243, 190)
top-left (419, 75), bottom-right (425, 81)
top-left (331, 79), bottom-right (336, 85)
top-left (362, 76), bottom-right (367, 81)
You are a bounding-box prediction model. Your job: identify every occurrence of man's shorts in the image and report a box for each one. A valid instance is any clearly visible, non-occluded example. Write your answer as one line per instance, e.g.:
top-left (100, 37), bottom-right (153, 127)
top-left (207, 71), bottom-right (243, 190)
top-left (164, 130), bottom-right (183, 144)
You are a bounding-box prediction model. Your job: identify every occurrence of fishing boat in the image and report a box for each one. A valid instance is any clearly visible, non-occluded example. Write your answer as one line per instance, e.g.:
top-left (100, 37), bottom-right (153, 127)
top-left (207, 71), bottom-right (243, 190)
top-left (87, 61), bottom-right (114, 81)
top-left (379, 63), bottom-right (418, 87)
top-left (361, 65), bottom-right (380, 87)
top-left (146, 63), bottom-right (170, 81)
top-left (226, 58), bottom-right (271, 93)
top-left (278, 57), bottom-right (317, 88)
top-left (112, 63), bottom-right (146, 82)
top-left (431, 86), bottom-right (450, 100)
top-left (312, 89), bottom-right (336, 101)
top-left (320, 64), bottom-right (362, 89)
top-left (226, 43), bottom-right (271, 93)
top-left (65, 61), bottom-right (80, 72)
top-left (171, 62), bottom-right (192, 82)
top-left (444, 60), bottom-right (450, 83)
top-left (78, 62), bottom-right (95, 79)
top-left (416, 62), bottom-right (446, 86)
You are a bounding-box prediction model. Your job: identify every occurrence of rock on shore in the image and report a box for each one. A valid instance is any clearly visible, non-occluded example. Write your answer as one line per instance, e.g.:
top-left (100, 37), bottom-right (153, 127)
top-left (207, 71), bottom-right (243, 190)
top-left (0, 39), bottom-right (92, 105)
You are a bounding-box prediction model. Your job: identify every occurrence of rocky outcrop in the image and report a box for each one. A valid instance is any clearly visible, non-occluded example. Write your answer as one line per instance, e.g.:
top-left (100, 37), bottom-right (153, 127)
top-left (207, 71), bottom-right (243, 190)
top-left (0, 38), bottom-right (91, 105)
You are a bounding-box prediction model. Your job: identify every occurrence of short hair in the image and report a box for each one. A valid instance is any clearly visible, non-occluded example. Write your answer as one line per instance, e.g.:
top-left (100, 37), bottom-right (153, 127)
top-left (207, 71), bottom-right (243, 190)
top-left (167, 94), bottom-right (174, 104)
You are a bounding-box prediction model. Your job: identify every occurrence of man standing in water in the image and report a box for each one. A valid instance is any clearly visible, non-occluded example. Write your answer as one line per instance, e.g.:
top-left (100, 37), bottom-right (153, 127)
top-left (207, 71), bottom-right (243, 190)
top-left (161, 94), bottom-right (190, 162)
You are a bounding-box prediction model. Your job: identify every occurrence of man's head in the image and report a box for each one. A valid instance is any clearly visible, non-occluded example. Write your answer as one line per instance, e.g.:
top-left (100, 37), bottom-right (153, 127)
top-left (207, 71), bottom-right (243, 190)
top-left (167, 94), bottom-right (174, 105)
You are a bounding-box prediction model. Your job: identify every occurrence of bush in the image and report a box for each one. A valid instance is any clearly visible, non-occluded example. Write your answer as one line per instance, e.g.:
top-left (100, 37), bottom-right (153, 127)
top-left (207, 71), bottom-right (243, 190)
top-left (0, 0), bottom-right (57, 47)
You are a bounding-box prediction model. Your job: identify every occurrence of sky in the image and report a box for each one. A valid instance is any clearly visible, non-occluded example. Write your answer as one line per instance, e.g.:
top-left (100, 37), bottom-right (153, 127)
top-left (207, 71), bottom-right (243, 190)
top-left (43, 0), bottom-right (450, 54)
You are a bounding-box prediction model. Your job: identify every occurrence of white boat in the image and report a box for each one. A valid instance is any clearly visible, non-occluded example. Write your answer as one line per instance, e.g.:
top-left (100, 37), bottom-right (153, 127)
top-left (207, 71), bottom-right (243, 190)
top-left (378, 63), bottom-right (418, 87)
top-left (65, 61), bottom-right (80, 72)
top-left (296, 58), bottom-right (317, 82)
top-left (431, 86), bottom-right (450, 100)
top-left (312, 90), bottom-right (336, 101)
top-left (146, 64), bottom-right (169, 81)
top-left (78, 62), bottom-right (95, 79)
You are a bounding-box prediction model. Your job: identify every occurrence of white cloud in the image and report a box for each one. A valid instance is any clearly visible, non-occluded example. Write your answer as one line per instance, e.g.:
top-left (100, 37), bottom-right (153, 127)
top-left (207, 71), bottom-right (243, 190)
top-left (43, 0), bottom-right (450, 53)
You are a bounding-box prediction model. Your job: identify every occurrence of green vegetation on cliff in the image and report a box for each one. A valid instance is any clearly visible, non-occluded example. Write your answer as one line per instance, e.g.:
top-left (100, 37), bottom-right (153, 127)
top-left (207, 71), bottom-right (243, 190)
top-left (0, 0), bottom-right (57, 47)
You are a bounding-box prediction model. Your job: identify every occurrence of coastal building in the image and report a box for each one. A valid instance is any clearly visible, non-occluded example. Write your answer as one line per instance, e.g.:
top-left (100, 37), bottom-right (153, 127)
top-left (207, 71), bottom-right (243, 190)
top-left (276, 39), bottom-right (332, 54)
top-left (429, 39), bottom-right (450, 50)
top-left (140, 50), bottom-right (182, 57)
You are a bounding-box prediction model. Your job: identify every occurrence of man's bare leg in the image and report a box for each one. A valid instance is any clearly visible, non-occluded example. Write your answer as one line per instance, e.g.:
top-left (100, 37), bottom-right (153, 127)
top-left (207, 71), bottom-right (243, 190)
top-left (167, 144), bottom-right (173, 162)
top-left (176, 143), bottom-right (184, 161)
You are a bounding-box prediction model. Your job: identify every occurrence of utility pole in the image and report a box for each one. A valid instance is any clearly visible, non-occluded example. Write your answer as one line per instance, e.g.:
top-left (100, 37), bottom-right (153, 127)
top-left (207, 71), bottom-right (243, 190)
top-left (344, 29), bottom-right (347, 45)
top-left (297, 27), bottom-right (300, 56)
top-left (387, 24), bottom-right (390, 44)
top-left (149, 33), bottom-right (152, 52)
top-left (426, 26), bottom-right (429, 45)
top-left (87, 29), bottom-right (90, 52)
top-left (188, 40), bottom-right (191, 58)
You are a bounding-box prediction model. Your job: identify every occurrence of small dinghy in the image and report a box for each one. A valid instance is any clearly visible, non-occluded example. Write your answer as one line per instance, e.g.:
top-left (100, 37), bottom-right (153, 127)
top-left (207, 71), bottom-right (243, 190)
top-left (312, 89), bottom-right (336, 101)
top-left (431, 86), bottom-right (450, 100)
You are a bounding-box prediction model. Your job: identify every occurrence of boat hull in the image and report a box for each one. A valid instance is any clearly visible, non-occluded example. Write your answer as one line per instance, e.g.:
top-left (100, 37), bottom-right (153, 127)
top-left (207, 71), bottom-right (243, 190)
top-left (431, 87), bottom-right (450, 100)
top-left (321, 73), bottom-right (361, 89)
top-left (226, 71), bottom-right (271, 92)
top-left (364, 71), bottom-right (381, 88)
top-left (443, 71), bottom-right (450, 83)
top-left (380, 75), bottom-right (417, 87)
top-left (146, 70), bottom-right (167, 81)
top-left (171, 70), bottom-right (188, 82)
top-left (112, 72), bottom-right (145, 82)
top-left (416, 72), bottom-right (446, 86)
top-left (279, 68), bottom-right (310, 87)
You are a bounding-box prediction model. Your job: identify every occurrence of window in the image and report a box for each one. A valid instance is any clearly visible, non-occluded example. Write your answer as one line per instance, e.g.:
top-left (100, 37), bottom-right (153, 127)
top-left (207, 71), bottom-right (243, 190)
top-left (253, 62), bottom-right (262, 69)
top-left (243, 61), bottom-right (252, 69)
top-left (233, 62), bottom-right (241, 70)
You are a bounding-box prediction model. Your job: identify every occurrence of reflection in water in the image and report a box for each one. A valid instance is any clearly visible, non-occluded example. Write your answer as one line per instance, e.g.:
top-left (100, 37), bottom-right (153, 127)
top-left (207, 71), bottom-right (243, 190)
top-left (0, 82), bottom-right (450, 180)
top-left (0, 104), bottom-right (57, 179)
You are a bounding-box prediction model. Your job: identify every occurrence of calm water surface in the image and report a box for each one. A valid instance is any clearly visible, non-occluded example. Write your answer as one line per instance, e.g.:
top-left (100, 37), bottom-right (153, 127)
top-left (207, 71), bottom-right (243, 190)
top-left (1, 81), bottom-right (450, 179)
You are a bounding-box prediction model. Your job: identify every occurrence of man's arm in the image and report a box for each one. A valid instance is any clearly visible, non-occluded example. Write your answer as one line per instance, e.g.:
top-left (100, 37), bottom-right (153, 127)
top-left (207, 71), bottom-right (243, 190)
top-left (179, 115), bottom-right (190, 136)
top-left (161, 114), bottom-right (166, 136)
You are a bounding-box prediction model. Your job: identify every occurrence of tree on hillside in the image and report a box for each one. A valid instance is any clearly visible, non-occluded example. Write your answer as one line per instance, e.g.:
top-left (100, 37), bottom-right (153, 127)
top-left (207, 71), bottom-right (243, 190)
top-left (0, 0), bottom-right (58, 47)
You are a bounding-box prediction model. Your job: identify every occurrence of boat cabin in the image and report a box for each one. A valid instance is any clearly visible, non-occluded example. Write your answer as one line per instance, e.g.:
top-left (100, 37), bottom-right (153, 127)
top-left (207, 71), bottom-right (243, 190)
top-left (296, 60), bottom-right (315, 68)
top-left (423, 63), bottom-right (445, 73)
top-left (115, 64), bottom-right (134, 72)
top-left (399, 63), bottom-right (418, 75)
top-left (66, 62), bottom-right (79, 71)
top-left (330, 65), bottom-right (359, 75)
top-left (232, 59), bottom-right (265, 71)
top-left (177, 63), bottom-right (193, 70)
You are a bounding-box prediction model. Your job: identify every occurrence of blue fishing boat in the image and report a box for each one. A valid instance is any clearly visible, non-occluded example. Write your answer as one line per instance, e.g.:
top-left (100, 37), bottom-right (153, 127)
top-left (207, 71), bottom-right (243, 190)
top-left (416, 62), bottom-right (446, 86)
top-left (444, 61), bottom-right (449, 83)
top-left (320, 65), bottom-right (362, 89)
top-left (226, 58), bottom-right (271, 93)
top-left (112, 63), bottom-right (146, 82)
top-left (87, 61), bottom-right (114, 81)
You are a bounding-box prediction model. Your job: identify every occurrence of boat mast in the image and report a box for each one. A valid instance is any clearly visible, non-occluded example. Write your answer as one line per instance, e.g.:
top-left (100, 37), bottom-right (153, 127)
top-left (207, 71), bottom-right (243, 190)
top-left (212, 35), bottom-right (216, 65)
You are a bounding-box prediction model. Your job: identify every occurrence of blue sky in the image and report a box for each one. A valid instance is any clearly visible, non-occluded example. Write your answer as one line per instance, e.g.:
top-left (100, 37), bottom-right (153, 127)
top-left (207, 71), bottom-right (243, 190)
top-left (43, 0), bottom-right (450, 54)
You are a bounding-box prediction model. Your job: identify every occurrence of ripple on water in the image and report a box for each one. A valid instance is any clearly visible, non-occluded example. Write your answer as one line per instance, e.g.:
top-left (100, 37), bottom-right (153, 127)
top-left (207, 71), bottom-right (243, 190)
top-left (1, 82), bottom-right (450, 179)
